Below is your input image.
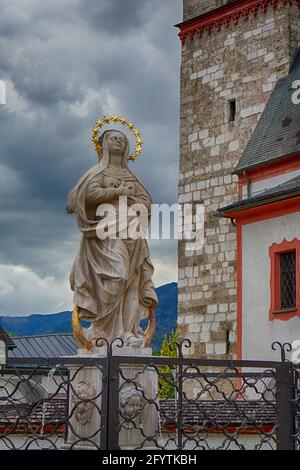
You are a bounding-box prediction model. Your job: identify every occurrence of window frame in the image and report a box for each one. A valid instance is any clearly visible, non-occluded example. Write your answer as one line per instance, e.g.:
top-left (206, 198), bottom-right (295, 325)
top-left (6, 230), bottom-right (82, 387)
top-left (269, 238), bottom-right (300, 321)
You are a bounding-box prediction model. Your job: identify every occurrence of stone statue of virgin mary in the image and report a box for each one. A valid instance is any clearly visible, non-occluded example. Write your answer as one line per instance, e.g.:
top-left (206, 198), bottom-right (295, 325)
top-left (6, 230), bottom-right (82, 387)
top-left (67, 128), bottom-right (158, 349)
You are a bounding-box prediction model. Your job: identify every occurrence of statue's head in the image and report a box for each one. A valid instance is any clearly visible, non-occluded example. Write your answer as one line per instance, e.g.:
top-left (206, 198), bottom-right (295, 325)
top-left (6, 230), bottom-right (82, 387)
top-left (99, 129), bottom-right (129, 158)
top-left (92, 117), bottom-right (142, 162)
top-left (72, 380), bottom-right (96, 425)
top-left (120, 388), bottom-right (142, 420)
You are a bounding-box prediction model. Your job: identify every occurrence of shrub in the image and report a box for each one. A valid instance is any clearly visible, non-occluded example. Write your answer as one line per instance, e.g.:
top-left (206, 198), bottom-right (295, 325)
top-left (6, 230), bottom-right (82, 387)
top-left (158, 328), bottom-right (180, 399)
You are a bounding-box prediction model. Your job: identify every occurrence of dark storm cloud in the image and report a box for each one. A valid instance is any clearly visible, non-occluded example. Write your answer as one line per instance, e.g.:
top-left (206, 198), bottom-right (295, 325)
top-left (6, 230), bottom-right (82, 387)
top-left (79, 0), bottom-right (150, 33)
top-left (0, 0), bottom-right (182, 314)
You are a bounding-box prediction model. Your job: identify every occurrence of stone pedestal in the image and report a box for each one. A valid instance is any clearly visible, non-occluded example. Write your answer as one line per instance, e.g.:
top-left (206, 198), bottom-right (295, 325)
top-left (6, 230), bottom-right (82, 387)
top-left (116, 348), bottom-right (158, 450)
top-left (62, 353), bottom-right (103, 450)
top-left (62, 347), bottom-right (158, 450)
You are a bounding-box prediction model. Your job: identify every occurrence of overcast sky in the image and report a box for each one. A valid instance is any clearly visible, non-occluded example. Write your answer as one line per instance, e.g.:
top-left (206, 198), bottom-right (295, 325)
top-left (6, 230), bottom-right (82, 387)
top-left (0, 0), bottom-right (182, 316)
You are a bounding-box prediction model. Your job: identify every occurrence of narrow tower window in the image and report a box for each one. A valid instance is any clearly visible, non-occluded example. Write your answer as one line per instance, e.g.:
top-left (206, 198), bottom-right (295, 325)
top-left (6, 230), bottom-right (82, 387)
top-left (229, 98), bottom-right (236, 122)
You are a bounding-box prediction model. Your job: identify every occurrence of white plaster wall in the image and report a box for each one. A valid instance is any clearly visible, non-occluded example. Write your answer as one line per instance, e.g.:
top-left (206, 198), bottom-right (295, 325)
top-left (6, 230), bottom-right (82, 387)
top-left (242, 212), bottom-right (300, 360)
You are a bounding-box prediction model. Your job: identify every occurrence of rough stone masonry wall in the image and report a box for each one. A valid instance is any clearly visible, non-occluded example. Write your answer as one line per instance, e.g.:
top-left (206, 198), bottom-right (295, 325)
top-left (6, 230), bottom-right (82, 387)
top-left (289, 3), bottom-right (300, 62)
top-left (178, 1), bottom-right (300, 359)
top-left (183, 0), bottom-right (227, 21)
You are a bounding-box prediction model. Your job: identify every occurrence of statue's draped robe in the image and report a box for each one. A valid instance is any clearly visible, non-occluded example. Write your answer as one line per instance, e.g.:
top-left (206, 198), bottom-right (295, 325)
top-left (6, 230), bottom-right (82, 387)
top-left (67, 161), bottom-right (158, 345)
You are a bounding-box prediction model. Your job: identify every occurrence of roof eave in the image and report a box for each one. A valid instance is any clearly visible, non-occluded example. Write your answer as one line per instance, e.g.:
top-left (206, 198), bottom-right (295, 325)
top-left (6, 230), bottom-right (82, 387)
top-left (217, 188), bottom-right (300, 218)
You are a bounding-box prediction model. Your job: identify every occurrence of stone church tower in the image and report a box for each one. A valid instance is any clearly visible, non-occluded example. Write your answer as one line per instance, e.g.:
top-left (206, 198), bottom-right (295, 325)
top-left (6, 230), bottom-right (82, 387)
top-left (177, 0), bottom-right (300, 358)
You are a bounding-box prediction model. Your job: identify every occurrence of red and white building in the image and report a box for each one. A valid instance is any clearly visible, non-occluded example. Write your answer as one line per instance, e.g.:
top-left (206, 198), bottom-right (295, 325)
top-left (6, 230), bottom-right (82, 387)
top-left (219, 49), bottom-right (300, 360)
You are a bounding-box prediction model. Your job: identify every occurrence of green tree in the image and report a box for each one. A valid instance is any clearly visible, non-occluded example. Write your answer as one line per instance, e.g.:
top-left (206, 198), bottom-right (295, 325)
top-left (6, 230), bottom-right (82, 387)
top-left (158, 328), bottom-right (180, 399)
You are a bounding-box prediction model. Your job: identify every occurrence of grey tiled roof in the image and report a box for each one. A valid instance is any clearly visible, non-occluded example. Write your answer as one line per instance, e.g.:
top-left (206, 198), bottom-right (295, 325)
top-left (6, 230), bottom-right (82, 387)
top-left (0, 398), bottom-right (277, 432)
top-left (0, 399), bottom-right (67, 425)
top-left (160, 399), bottom-right (276, 427)
top-left (235, 48), bottom-right (300, 173)
top-left (7, 334), bottom-right (79, 359)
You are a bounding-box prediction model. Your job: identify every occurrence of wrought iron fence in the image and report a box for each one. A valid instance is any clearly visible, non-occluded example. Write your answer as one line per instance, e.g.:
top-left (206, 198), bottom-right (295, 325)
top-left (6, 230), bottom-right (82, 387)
top-left (0, 340), bottom-right (299, 450)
